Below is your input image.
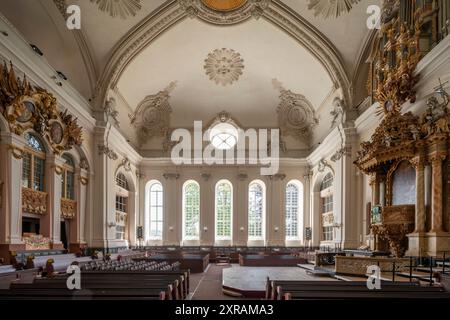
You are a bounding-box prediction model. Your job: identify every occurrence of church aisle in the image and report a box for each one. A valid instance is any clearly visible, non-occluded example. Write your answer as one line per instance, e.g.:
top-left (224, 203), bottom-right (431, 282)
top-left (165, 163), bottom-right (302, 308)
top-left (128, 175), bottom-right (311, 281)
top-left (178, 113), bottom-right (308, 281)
top-left (190, 264), bottom-right (242, 300)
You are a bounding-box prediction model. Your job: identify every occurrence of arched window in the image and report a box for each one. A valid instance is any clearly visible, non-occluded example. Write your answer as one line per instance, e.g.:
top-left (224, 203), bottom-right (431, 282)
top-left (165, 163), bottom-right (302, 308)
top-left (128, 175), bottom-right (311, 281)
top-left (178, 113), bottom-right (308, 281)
top-left (183, 181), bottom-right (200, 241)
top-left (248, 181), bottom-right (265, 240)
top-left (215, 180), bottom-right (232, 241)
top-left (22, 133), bottom-right (46, 192)
top-left (321, 173), bottom-right (333, 191)
top-left (320, 173), bottom-right (334, 242)
top-left (148, 181), bottom-right (164, 239)
top-left (61, 154), bottom-right (75, 200)
top-left (116, 172), bottom-right (129, 190)
top-left (286, 180), bottom-right (303, 240)
top-left (115, 172), bottom-right (130, 241)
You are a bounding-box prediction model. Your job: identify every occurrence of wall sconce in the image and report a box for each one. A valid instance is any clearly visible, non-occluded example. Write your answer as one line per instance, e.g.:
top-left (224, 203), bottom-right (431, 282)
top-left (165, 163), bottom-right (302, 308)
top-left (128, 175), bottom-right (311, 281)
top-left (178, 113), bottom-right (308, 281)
top-left (107, 222), bottom-right (116, 228)
top-left (203, 226), bottom-right (208, 232)
top-left (169, 226), bottom-right (174, 231)
top-left (274, 226), bottom-right (279, 232)
top-left (240, 227), bottom-right (245, 232)
top-left (333, 223), bottom-right (342, 229)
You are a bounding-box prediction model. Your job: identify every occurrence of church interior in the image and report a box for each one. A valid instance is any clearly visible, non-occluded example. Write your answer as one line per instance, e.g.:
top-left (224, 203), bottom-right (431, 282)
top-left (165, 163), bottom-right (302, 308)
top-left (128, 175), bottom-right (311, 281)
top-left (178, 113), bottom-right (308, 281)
top-left (0, 0), bottom-right (450, 302)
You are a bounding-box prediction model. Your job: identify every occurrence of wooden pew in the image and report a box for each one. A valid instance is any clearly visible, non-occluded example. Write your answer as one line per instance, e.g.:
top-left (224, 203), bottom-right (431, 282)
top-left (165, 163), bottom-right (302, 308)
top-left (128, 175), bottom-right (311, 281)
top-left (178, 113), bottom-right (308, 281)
top-left (268, 279), bottom-right (450, 300)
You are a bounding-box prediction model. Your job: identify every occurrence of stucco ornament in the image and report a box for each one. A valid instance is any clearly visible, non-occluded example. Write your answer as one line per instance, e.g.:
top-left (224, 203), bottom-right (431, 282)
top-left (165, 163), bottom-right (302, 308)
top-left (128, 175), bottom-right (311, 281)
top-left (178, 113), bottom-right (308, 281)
top-left (129, 82), bottom-right (177, 146)
top-left (204, 49), bottom-right (244, 86)
top-left (273, 79), bottom-right (318, 143)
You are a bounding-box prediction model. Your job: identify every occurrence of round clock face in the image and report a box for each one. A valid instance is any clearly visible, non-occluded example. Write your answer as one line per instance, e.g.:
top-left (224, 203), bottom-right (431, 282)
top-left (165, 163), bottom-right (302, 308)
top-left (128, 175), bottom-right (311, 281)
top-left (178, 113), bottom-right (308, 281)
top-left (202, 0), bottom-right (247, 11)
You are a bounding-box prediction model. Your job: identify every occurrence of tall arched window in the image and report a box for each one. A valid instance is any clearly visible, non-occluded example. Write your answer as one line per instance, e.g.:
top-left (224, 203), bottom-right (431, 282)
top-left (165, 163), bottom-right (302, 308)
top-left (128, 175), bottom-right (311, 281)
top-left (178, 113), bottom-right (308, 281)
top-left (22, 133), bottom-right (46, 192)
top-left (115, 172), bottom-right (130, 241)
top-left (320, 173), bottom-right (334, 242)
top-left (215, 180), bottom-right (232, 241)
top-left (285, 180), bottom-right (303, 240)
top-left (248, 180), bottom-right (265, 241)
top-left (183, 181), bottom-right (200, 241)
top-left (148, 181), bottom-right (164, 239)
top-left (61, 154), bottom-right (75, 200)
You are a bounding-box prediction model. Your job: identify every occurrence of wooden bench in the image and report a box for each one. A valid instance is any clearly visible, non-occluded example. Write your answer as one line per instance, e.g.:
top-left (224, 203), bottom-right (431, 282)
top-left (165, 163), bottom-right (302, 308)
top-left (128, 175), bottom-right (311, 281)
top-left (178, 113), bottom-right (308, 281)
top-left (266, 278), bottom-right (450, 300)
top-left (1, 269), bottom-right (191, 300)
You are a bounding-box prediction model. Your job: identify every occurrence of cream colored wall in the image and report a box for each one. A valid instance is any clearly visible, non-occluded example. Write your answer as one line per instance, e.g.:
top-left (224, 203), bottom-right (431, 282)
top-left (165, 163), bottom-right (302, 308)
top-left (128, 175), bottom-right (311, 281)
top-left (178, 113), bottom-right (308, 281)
top-left (139, 162), bottom-right (309, 247)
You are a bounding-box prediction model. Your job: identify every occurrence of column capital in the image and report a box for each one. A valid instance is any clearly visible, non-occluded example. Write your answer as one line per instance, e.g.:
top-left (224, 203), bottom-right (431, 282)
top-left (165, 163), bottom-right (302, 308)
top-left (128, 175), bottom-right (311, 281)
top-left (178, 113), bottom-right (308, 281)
top-left (429, 152), bottom-right (447, 165)
top-left (410, 156), bottom-right (426, 170)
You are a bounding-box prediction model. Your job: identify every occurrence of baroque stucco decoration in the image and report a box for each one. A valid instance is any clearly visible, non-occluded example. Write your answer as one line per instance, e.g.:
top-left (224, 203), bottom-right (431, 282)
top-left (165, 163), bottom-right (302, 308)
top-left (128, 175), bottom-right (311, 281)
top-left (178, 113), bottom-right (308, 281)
top-left (179, 0), bottom-right (269, 25)
top-left (0, 62), bottom-right (83, 154)
top-left (204, 48), bottom-right (244, 86)
top-left (95, 0), bottom-right (351, 112)
top-left (129, 82), bottom-right (177, 146)
top-left (273, 79), bottom-right (318, 144)
top-left (307, 0), bottom-right (361, 19)
top-left (90, 0), bottom-right (142, 19)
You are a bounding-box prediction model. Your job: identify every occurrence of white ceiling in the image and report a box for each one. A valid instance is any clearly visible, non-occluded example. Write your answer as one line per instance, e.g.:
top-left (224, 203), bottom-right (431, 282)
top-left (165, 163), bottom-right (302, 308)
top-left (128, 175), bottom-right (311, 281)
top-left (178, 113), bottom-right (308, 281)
top-left (117, 18), bottom-right (333, 128)
top-left (0, 0), bottom-right (379, 151)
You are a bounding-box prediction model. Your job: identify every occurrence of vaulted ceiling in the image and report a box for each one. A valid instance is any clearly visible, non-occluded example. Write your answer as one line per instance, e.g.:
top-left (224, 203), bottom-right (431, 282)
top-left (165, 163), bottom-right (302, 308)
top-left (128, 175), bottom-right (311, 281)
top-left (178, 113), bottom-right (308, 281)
top-left (0, 0), bottom-right (381, 152)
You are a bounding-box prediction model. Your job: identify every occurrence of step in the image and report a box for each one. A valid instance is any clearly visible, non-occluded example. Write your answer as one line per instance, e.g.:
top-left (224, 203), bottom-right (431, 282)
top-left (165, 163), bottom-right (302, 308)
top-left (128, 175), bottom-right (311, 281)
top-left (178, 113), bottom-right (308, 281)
top-left (0, 265), bottom-right (16, 274)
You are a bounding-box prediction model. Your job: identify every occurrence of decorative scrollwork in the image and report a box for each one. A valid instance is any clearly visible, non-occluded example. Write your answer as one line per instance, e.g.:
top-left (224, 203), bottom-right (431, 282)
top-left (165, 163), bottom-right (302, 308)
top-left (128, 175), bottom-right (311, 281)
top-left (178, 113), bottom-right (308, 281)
top-left (273, 79), bottom-right (318, 144)
top-left (129, 82), bottom-right (176, 147)
top-left (0, 62), bottom-right (83, 154)
top-left (22, 187), bottom-right (47, 215)
top-left (204, 48), bottom-right (244, 86)
top-left (61, 198), bottom-right (77, 219)
top-left (178, 0), bottom-right (269, 25)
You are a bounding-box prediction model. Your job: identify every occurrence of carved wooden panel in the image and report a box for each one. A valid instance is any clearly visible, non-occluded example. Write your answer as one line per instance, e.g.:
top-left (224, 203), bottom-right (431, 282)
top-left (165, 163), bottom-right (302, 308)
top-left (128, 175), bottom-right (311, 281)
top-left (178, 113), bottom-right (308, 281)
top-left (22, 188), bottom-right (47, 215)
top-left (61, 198), bottom-right (77, 219)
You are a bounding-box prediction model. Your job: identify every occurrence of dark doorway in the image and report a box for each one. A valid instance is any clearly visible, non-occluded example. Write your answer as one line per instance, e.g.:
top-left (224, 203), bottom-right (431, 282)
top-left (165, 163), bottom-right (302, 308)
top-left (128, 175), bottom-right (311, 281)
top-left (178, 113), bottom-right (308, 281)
top-left (60, 221), bottom-right (68, 250)
top-left (22, 217), bottom-right (40, 236)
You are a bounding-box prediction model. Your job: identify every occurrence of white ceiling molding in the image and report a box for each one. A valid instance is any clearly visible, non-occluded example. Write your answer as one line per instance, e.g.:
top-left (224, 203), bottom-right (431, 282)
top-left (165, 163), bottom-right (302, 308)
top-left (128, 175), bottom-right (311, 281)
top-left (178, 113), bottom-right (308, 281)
top-left (273, 79), bottom-right (318, 145)
top-left (204, 48), bottom-right (244, 86)
top-left (307, 0), bottom-right (361, 19)
top-left (178, 0), bottom-right (270, 24)
top-left (94, 0), bottom-right (351, 113)
top-left (49, 0), bottom-right (98, 96)
top-left (90, 0), bottom-right (142, 19)
top-left (129, 82), bottom-right (177, 146)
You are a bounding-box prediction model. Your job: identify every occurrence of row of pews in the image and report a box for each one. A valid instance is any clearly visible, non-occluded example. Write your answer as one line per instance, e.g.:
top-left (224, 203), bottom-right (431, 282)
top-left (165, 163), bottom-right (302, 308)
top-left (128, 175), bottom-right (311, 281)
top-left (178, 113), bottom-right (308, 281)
top-left (80, 258), bottom-right (180, 272)
top-left (0, 269), bottom-right (190, 300)
top-left (265, 278), bottom-right (450, 300)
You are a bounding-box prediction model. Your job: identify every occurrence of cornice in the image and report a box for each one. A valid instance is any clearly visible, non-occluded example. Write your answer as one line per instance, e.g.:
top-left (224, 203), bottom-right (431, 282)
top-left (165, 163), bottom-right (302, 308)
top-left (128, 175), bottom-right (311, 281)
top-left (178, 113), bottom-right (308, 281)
top-left (0, 13), bottom-right (95, 132)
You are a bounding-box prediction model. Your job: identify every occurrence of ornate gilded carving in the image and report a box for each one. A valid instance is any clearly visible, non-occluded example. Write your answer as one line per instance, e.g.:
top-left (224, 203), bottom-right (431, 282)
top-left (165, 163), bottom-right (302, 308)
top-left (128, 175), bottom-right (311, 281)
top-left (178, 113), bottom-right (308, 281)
top-left (79, 176), bottom-right (89, 186)
top-left (204, 48), bottom-right (244, 86)
top-left (179, 0), bottom-right (269, 25)
top-left (307, 0), bottom-right (361, 19)
top-left (371, 205), bottom-right (415, 257)
top-left (272, 79), bottom-right (318, 144)
top-left (129, 82), bottom-right (176, 146)
top-left (61, 198), bottom-right (76, 219)
top-left (0, 62), bottom-right (83, 154)
top-left (22, 187), bottom-right (47, 215)
top-left (23, 234), bottom-right (51, 251)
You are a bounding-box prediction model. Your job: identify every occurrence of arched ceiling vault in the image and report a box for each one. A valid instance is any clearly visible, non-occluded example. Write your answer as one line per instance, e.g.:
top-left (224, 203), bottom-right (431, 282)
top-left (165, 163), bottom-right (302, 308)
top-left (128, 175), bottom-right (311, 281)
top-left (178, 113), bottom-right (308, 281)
top-left (95, 0), bottom-right (351, 111)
